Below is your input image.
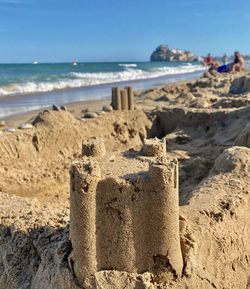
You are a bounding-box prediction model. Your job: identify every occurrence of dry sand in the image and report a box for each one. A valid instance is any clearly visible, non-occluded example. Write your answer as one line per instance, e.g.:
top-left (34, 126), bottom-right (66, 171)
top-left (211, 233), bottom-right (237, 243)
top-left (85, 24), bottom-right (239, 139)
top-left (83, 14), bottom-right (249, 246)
top-left (0, 70), bottom-right (250, 289)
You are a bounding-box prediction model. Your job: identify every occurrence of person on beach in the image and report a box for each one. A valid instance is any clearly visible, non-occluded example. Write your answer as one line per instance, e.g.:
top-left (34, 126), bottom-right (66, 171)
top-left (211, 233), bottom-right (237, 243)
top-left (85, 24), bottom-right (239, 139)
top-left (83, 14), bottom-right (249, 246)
top-left (230, 51), bottom-right (245, 73)
top-left (203, 53), bottom-right (219, 71)
top-left (204, 53), bottom-right (213, 67)
top-left (217, 51), bottom-right (245, 73)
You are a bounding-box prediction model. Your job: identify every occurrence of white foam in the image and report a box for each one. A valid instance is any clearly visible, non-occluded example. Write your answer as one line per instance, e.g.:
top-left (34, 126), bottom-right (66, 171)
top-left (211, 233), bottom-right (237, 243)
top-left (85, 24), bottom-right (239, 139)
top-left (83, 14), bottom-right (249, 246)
top-left (0, 64), bottom-right (205, 97)
top-left (118, 64), bottom-right (138, 68)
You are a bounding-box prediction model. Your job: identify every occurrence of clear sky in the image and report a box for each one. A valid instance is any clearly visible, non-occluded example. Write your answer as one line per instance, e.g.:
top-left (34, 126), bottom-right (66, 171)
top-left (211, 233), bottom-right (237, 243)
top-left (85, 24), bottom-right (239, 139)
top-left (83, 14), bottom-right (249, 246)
top-left (0, 0), bottom-right (249, 63)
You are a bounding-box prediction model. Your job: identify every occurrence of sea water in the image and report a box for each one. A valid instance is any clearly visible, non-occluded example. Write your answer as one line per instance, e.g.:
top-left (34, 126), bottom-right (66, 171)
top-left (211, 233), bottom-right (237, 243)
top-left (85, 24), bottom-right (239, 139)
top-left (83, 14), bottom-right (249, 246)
top-left (0, 61), bottom-right (205, 118)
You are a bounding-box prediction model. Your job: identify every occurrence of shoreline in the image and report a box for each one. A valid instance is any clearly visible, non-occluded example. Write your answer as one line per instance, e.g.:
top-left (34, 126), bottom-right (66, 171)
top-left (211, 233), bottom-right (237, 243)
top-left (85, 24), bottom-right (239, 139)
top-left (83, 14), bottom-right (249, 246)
top-left (0, 70), bottom-right (203, 119)
top-left (2, 69), bottom-right (249, 127)
top-left (0, 69), bottom-right (203, 101)
top-left (0, 75), bottom-right (203, 127)
top-left (2, 98), bottom-right (111, 127)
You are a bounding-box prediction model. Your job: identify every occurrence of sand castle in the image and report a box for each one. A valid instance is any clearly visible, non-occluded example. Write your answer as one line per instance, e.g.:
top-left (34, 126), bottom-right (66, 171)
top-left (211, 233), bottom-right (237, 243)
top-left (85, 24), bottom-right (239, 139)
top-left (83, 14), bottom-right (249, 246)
top-left (112, 86), bottom-right (135, 110)
top-left (70, 138), bottom-right (183, 286)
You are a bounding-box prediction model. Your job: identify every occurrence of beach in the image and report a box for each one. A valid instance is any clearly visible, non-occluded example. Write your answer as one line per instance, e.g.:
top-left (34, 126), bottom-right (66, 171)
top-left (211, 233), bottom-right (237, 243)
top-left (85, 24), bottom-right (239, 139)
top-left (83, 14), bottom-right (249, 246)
top-left (0, 69), bottom-right (250, 289)
top-left (1, 0), bottom-right (250, 286)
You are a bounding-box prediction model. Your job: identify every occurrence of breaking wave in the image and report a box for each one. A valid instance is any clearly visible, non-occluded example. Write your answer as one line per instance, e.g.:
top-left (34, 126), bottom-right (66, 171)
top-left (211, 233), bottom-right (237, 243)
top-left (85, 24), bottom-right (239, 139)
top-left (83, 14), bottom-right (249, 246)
top-left (118, 64), bottom-right (138, 68)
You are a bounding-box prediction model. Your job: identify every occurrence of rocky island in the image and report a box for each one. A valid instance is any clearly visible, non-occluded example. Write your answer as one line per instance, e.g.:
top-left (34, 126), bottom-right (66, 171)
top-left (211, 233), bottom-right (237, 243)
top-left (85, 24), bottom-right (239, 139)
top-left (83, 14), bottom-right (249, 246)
top-left (150, 44), bottom-right (200, 62)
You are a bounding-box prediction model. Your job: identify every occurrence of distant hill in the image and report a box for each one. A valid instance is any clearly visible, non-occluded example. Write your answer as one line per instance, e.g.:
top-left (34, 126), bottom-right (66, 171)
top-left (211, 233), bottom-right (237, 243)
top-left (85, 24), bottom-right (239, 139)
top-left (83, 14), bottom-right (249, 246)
top-left (150, 45), bottom-right (200, 62)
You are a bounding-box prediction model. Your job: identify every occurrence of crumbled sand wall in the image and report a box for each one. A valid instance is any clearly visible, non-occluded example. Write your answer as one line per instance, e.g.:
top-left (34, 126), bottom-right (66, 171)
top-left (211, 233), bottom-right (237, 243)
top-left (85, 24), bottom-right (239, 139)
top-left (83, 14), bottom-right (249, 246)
top-left (149, 106), bottom-right (250, 140)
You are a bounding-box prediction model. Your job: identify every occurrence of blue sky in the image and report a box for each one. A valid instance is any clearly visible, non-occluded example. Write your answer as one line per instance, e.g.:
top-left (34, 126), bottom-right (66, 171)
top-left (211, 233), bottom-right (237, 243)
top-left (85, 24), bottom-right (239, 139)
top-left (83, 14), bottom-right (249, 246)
top-left (0, 0), bottom-right (249, 63)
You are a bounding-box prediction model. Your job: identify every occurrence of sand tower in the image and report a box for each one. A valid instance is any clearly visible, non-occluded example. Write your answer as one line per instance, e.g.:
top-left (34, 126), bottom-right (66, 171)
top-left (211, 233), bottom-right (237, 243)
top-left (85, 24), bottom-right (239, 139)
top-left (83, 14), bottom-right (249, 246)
top-left (70, 138), bottom-right (183, 286)
top-left (111, 86), bottom-right (135, 111)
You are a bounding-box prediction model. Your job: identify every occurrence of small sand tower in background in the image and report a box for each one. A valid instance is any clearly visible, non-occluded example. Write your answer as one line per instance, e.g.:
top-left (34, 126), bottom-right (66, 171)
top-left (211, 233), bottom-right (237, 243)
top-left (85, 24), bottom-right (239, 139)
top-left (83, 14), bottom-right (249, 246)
top-left (69, 138), bottom-right (183, 287)
top-left (112, 86), bottom-right (135, 111)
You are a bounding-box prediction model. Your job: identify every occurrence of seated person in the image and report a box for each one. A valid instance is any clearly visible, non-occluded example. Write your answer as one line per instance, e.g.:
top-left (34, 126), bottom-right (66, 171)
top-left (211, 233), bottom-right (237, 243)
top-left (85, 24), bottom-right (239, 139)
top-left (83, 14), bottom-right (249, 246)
top-left (203, 53), bottom-right (219, 70)
top-left (217, 51), bottom-right (245, 73)
top-left (230, 51), bottom-right (245, 73)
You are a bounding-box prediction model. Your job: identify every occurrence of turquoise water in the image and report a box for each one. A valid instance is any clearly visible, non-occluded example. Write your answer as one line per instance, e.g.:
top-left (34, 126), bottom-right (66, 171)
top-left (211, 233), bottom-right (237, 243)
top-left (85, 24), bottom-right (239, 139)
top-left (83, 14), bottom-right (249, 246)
top-left (0, 61), bottom-right (205, 117)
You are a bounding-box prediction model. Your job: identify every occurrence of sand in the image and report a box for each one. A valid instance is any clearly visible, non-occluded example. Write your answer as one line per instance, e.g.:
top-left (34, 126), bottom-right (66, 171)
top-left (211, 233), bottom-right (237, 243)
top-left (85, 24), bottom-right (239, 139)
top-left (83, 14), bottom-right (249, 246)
top-left (0, 70), bottom-right (250, 289)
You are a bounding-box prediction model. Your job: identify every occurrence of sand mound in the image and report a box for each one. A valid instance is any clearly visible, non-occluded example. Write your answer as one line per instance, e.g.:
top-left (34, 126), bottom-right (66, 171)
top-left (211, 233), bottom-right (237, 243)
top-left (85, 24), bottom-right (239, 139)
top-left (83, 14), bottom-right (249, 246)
top-left (230, 74), bottom-right (250, 94)
top-left (138, 73), bottom-right (248, 110)
top-left (211, 146), bottom-right (250, 174)
top-left (0, 109), bottom-right (150, 203)
top-left (172, 91), bottom-right (217, 108)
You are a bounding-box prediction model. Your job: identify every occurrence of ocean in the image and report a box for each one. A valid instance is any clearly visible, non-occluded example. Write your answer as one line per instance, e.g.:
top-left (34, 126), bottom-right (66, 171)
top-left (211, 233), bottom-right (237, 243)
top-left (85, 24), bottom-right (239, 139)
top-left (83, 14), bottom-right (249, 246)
top-left (0, 61), bottom-right (205, 118)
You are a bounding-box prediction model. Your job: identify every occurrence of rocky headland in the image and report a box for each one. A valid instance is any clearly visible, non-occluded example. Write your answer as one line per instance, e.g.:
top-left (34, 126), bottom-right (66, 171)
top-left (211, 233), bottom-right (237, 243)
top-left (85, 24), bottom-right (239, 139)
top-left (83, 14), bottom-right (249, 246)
top-left (150, 44), bottom-right (200, 62)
